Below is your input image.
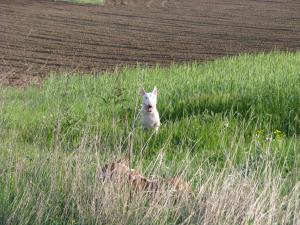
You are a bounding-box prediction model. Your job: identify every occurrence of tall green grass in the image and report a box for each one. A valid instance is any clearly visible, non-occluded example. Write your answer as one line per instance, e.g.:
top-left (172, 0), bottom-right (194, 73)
top-left (0, 52), bottom-right (299, 224)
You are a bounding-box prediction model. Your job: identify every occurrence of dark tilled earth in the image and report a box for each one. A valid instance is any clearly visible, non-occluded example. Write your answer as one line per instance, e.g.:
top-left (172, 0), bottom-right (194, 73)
top-left (1, 0), bottom-right (300, 85)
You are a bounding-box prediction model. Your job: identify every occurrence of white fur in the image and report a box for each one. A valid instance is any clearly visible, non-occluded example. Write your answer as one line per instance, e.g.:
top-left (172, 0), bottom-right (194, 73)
top-left (140, 87), bottom-right (160, 132)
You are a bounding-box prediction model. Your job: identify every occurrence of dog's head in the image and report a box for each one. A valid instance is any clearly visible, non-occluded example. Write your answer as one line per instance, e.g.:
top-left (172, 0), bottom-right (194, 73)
top-left (140, 86), bottom-right (158, 113)
top-left (101, 158), bottom-right (130, 181)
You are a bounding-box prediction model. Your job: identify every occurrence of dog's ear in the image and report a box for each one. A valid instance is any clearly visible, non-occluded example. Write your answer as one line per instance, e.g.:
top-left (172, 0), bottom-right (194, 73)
top-left (139, 88), bottom-right (146, 96)
top-left (116, 157), bottom-right (130, 166)
top-left (152, 86), bottom-right (158, 96)
top-left (122, 156), bottom-right (130, 166)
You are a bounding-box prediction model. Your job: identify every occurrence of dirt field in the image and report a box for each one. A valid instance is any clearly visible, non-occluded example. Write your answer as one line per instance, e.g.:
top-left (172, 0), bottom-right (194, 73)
top-left (1, 0), bottom-right (299, 85)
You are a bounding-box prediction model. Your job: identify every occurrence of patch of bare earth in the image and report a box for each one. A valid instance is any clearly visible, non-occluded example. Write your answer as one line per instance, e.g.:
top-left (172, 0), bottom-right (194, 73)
top-left (1, 0), bottom-right (300, 85)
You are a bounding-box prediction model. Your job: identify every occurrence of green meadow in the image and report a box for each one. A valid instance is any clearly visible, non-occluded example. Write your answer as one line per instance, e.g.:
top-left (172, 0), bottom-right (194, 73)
top-left (0, 52), bottom-right (299, 224)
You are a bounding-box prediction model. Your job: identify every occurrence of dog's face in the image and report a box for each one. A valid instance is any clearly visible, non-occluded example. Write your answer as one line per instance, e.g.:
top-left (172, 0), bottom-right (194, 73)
top-left (101, 158), bottom-right (130, 181)
top-left (140, 87), bottom-right (158, 112)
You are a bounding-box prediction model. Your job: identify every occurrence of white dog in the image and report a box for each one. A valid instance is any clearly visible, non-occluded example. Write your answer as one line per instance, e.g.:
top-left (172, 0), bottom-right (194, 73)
top-left (140, 86), bottom-right (160, 132)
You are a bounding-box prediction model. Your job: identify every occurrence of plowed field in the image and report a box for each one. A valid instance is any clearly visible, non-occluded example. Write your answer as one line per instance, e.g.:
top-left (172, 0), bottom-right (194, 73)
top-left (1, 0), bottom-right (299, 85)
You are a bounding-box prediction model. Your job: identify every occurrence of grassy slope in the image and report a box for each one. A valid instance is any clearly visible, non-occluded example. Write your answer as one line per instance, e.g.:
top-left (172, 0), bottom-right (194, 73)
top-left (0, 52), bottom-right (300, 224)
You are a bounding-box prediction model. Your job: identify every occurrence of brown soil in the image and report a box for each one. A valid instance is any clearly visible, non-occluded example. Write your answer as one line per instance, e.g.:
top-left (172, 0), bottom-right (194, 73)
top-left (1, 0), bottom-right (299, 86)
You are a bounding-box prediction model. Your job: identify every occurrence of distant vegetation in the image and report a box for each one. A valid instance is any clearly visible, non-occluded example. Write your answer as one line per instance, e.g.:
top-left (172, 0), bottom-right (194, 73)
top-left (0, 52), bottom-right (299, 224)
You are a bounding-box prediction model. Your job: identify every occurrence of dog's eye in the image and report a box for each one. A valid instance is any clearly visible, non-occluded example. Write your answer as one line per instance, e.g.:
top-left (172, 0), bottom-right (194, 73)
top-left (145, 96), bottom-right (148, 99)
